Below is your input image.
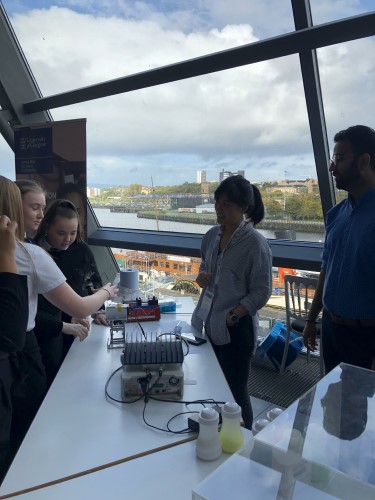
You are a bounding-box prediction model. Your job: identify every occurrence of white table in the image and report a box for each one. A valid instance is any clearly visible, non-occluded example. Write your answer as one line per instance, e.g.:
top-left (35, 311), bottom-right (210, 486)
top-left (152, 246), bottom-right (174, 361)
top-left (6, 437), bottom-right (253, 500)
top-left (1, 298), bottom-right (235, 497)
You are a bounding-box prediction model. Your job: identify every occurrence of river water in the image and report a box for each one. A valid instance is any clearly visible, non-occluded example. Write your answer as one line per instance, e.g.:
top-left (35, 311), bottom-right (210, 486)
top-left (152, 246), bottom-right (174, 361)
top-left (94, 208), bottom-right (325, 243)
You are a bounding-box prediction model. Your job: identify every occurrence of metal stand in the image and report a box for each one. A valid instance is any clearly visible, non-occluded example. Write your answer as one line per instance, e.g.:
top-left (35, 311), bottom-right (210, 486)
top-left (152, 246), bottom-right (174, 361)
top-left (107, 320), bottom-right (125, 349)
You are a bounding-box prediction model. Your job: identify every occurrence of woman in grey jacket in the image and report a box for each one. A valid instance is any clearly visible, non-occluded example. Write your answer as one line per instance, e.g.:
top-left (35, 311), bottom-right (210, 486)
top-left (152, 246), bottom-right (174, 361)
top-left (192, 175), bottom-right (272, 429)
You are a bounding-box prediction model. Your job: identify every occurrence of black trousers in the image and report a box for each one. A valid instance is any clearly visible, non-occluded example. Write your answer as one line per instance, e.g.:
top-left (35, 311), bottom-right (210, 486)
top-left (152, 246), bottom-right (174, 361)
top-left (0, 355), bottom-right (13, 484)
top-left (322, 312), bottom-right (375, 373)
top-left (210, 316), bottom-right (254, 430)
top-left (9, 332), bottom-right (47, 468)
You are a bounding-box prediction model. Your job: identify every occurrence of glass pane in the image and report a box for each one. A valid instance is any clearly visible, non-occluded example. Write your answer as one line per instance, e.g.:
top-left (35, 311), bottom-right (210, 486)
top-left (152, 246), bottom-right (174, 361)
top-left (4, 0), bottom-right (294, 94)
top-left (81, 55), bottom-right (324, 243)
top-left (310, 0), bottom-right (374, 24)
top-left (317, 37), bottom-right (375, 207)
top-left (3, 2), bottom-right (324, 243)
top-left (0, 135), bottom-right (16, 180)
top-left (112, 247), bottom-right (201, 299)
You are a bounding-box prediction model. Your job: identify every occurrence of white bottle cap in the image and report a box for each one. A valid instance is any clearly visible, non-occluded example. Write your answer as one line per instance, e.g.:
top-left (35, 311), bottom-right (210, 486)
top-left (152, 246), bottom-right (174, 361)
top-left (199, 408), bottom-right (219, 424)
top-left (222, 402), bottom-right (241, 418)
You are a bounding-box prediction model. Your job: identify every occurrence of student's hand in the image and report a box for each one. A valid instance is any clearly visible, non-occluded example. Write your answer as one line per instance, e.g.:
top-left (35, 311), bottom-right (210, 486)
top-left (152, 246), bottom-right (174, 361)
top-left (62, 322), bottom-right (89, 341)
top-left (196, 272), bottom-right (213, 288)
top-left (0, 215), bottom-right (18, 273)
top-left (101, 283), bottom-right (118, 300)
top-left (93, 312), bottom-right (108, 326)
top-left (303, 323), bottom-right (318, 351)
top-left (72, 317), bottom-right (91, 330)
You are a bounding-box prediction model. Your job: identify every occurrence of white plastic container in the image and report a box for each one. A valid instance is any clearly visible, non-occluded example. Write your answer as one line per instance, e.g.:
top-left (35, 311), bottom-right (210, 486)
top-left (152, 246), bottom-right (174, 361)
top-left (196, 408), bottom-right (222, 461)
top-left (219, 402), bottom-right (244, 453)
top-left (266, 407), bottom-right (284, 421)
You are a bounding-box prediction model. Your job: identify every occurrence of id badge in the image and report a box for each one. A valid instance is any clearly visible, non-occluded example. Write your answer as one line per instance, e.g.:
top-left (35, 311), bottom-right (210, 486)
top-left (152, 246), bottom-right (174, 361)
top-left (197, 289), bottom-right (214, 322)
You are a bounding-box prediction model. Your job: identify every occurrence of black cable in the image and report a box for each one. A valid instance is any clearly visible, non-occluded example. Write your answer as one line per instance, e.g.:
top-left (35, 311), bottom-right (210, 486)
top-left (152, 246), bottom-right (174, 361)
top-left (135, 317), bottom-right (147, 341)
top-left (105, 365), bottom-right (144, 404)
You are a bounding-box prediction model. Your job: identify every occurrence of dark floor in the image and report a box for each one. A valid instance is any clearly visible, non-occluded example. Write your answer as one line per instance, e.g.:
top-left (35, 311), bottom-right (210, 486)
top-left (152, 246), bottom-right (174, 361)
top-left (248, 352), bottom-right (321, 409)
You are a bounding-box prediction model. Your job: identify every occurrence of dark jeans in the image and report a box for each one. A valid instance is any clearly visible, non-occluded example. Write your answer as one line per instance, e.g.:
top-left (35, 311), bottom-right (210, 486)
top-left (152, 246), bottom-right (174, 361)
top-left (322, 312), bottom-right (375, 373)
top-left (210, 315), bottom-right (254, 430)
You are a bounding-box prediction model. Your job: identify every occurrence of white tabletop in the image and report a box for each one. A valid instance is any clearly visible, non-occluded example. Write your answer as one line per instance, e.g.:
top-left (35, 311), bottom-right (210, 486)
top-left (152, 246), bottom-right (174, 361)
top-left (7, 435), bottom-right (252, 500)
top-left (1, 298), bottom-right (234, 497)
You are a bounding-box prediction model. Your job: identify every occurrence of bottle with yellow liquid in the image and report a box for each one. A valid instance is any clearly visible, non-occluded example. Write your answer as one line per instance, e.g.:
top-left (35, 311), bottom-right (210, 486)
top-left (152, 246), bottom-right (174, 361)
top-left (219, 402), bottom-right (244, 453)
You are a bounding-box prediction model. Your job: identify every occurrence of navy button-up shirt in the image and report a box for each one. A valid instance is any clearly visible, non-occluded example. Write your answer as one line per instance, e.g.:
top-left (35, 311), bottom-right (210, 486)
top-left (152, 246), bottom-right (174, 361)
top-left (322, 186), bottom-right (375, 319)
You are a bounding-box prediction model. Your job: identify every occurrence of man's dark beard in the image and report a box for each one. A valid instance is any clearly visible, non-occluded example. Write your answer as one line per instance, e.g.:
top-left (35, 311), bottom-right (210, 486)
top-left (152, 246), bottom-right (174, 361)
top-left (334, 157), bottom-right (360, 190)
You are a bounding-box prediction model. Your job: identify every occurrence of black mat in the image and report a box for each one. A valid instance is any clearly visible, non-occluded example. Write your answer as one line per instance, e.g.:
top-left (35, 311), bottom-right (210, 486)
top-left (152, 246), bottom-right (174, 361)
top-left (248, 354), bottom-right (321, 409)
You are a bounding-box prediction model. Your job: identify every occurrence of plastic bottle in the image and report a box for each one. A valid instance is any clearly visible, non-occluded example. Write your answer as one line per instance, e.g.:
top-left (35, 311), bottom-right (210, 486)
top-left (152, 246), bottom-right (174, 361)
top-left (219, 402), bottom-right (244, 453)
top-left (196, 408), bottom-right (222, 461)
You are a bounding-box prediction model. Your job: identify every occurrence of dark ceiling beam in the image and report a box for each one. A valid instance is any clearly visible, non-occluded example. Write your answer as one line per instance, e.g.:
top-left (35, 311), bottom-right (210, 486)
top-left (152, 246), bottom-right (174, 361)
top-left (23, 13), bottom-right (375, 113)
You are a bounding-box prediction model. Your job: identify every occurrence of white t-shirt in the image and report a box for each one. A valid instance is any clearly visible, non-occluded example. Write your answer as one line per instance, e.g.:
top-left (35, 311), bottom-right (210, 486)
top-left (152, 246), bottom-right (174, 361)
top-left (16, 242), bottom-right (66, 332)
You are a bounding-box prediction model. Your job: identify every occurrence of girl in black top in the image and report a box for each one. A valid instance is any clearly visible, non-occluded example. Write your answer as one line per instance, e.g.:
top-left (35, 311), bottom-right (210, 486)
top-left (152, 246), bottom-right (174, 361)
top-left (34, 200), bottom-right (105, 386)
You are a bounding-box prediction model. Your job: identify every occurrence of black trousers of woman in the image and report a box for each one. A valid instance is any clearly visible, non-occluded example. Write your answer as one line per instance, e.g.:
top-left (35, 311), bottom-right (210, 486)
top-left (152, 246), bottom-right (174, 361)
top-left (210, 315), bottom-right (254, 430)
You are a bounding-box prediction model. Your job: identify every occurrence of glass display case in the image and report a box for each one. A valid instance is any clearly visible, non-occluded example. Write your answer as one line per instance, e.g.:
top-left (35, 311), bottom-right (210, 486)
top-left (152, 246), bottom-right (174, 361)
top-left (193, 363), bottom-right (375, 499)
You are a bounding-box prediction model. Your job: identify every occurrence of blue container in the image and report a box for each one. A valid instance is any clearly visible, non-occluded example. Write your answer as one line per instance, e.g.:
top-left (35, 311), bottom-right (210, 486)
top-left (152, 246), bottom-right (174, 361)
top-left (256, 321), bottom-right (303, 370)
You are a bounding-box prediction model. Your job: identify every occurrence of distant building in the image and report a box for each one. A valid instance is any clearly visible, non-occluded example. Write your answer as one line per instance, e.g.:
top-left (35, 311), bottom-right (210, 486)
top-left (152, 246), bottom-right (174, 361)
top-left (171, 194), bottom-right (214, 209)
top-left (197, 170), bottom-right (207, 183)
top-left (87, 187), bottom-right (101, 197)
top-left (141, 185), bottom-right (152, 195)
top-left (219, 169), bottom-right (246, 182)
top-left (264, 178), bottom-right (318, 194)
top-left (196, 203), bottom-right (215, 214)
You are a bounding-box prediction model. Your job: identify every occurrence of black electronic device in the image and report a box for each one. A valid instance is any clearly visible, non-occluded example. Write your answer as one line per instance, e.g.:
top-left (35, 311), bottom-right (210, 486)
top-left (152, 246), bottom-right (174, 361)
top-left (181, 333), bottom-right (207, 346)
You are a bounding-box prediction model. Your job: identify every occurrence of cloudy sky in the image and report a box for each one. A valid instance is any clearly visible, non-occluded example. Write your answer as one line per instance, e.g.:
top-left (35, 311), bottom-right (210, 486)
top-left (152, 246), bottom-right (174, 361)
top-left (1, 0), bottom-right (374, 187)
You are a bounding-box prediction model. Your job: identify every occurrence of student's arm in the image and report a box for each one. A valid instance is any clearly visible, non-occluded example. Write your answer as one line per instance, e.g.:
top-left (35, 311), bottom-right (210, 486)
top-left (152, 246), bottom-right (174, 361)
top-left (44, 282), bottom-right (116, 319)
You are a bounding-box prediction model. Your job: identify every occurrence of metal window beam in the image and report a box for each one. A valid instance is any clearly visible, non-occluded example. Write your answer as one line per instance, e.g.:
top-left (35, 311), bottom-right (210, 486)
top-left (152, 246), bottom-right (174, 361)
top-left (292, 0), bottom-right (336, 219)
top-left (87, 227), bottom-right (323, 272)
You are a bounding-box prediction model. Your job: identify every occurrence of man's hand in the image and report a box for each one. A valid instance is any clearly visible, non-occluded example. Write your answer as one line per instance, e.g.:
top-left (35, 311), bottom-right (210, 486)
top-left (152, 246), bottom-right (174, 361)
top-left (303, 322), bottom-right (318, 351)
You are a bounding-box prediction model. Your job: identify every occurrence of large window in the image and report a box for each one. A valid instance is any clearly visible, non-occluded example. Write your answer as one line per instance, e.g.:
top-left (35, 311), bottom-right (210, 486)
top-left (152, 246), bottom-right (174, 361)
top-left (1, 1), bottom-right (375, 272)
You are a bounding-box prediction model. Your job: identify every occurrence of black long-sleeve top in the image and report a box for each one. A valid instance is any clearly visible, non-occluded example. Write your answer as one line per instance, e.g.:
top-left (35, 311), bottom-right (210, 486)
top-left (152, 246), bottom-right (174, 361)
top-left (34, 241), bottom-right (103, 340)
top-left (0, 273), bottom-right (28, 354)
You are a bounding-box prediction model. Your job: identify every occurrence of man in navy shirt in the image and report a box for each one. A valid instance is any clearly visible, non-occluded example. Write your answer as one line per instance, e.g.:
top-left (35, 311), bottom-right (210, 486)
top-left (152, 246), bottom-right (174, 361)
top-left (304, 125), bottom-right (375, 373)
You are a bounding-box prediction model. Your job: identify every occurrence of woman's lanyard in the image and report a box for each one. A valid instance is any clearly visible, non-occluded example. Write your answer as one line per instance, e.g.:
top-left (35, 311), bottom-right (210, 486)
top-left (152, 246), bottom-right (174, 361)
top-left (210, 220), bottom-right (245, 286)
top-left (197, 221), bottom-right (245, 323)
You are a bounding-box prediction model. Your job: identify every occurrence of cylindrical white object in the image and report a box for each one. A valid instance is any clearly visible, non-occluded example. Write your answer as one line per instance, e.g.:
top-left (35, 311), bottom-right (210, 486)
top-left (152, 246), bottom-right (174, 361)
top-left (119, 268), bottom-right (139, 290)
top-left (196, 408), bottom-right (222, 461)
top-left (219, 402), bottom-right (244, 453)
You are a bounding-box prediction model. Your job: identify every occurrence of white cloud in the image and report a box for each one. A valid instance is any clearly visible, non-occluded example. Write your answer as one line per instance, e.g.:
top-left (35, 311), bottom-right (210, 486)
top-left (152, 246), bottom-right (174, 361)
top-left (2, 1), bottom-right (374, 185)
